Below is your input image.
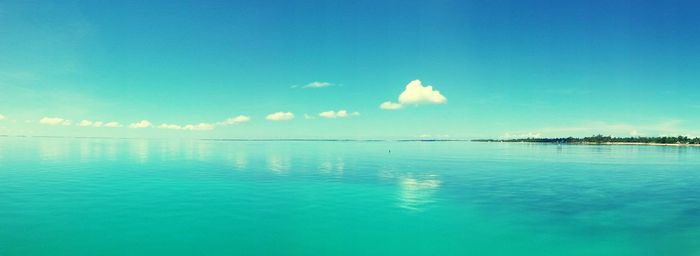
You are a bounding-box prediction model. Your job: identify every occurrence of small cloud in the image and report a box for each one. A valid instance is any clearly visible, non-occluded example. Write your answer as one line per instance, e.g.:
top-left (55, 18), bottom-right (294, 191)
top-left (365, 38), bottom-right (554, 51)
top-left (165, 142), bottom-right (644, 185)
top-left (39, 117), bottom-right (71, 126)
top-left (78, 120), bottom-right (93, 127)
top-left (380, 101), bottom-right (403, 110)
top-left (266, 112), bottom-right (295, 121)
top-left (501, 132), bottom-right (543, 139)
top-left (380, 80), bottom-right (447, 110)
top-left (158, 123), bottom-right (182, 130)
top-left (302, 81), bottom-right (333, 89)
top-left (128, 120), bottom-right (152, 129)
top-left (183, 123), bottom-right (215, 131)
top-left (158, 123), bottom-right (214, 131)
top-left (218, 115), bottom-right (250, 126)
top-left (104, 122), bottom-right (122, 128)
top-left (157, 115), bottom-right (250, 132)
top-left (0, 114), bottom-right (5, 121)
top-left (319, 110), bottom-right (359, 119)
top-left (93, 121), bottom-right (103, 127)
top-left (304, 114), bottom-right (316, 120)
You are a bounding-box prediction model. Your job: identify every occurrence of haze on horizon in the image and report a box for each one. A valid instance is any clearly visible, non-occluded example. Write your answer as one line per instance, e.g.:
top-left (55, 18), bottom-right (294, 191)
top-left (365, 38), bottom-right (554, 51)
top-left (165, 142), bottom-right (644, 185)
top-left (1, 0), bottom-right (698, 139)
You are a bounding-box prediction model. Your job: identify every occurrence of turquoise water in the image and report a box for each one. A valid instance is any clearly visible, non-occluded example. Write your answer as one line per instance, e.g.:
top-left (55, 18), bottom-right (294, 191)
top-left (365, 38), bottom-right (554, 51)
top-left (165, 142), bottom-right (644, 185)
top-left (1, 138), bottom-right (699, 255)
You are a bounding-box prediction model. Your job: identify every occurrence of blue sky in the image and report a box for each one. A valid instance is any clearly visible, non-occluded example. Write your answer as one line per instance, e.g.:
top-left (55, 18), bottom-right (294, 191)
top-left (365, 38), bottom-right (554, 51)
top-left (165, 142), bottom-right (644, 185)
top-left (1, 0), bottom-right (699, 139)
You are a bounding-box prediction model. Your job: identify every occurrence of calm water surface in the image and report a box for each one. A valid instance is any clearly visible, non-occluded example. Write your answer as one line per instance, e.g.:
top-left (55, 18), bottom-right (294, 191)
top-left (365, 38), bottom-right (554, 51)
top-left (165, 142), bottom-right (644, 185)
top-left (1, 138), bottom-right (699, 255)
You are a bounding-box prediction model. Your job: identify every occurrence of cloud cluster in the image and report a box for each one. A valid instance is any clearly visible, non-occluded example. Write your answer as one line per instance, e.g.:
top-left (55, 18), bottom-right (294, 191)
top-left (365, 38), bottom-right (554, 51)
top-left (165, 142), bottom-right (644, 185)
top-left (39, 117), bottom-right (71, 126)
top-left (157, 115), bottom-right (251, 132)
top-left (501, 120), bottom-right (696, 138)
top-left (158, 123), bottom-right (215, 131)
top-left (128, 120), bottom-right (153, 129)
top-left (77, 120), bottom-right (114, 128)
top-left (104, 122), bottom-right (122, 128)
top-left (183, 123), bottom-right (215, 131)
top-left (266, 112), bottom-right (294, 121)
top-left (318, 110), bottom-right (360, 119)
top-left (380, 80), bottom-right (447, 110)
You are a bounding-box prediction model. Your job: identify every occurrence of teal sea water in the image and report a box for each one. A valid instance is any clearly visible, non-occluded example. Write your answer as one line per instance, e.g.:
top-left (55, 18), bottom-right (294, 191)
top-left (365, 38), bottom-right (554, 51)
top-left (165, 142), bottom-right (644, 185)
top-left (1, 138), bottom-right (699, 255)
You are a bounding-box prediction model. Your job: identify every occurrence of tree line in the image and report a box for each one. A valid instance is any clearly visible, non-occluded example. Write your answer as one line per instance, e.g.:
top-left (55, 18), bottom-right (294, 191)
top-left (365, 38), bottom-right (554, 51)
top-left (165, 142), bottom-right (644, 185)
top-left (473, 135), bottom-right (700, 144)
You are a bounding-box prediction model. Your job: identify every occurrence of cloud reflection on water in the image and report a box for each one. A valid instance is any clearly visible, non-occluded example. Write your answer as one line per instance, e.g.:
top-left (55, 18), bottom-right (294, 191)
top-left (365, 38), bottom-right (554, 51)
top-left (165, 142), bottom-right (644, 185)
top-left (398, 175), bottom-right (441, 211)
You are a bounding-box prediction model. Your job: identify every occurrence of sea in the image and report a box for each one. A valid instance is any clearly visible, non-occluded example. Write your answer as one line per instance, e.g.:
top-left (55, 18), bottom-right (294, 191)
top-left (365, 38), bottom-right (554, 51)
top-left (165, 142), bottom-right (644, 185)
top-left (1, 138), bottom-right (699, 255)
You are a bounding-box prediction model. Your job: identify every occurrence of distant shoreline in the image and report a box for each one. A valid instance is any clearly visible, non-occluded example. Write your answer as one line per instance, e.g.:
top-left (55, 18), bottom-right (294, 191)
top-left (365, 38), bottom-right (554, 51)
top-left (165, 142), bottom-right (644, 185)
top-left (472, 135), bottom-right (700, 147)
top-left (472, 141), bottom-right (700, 147)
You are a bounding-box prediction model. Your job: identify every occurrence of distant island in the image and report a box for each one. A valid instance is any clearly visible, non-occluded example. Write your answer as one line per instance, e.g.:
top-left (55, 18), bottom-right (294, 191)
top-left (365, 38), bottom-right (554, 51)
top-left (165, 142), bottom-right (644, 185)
top-left (473, 135), bottom-right (700, 145)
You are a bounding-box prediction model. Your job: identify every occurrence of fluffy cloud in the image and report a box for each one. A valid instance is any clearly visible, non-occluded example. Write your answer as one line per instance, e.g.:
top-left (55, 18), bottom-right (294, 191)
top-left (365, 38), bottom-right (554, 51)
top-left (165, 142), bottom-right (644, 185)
top-left (183, 123), bottom-right (215, 131)
top-left (380, 80), bottom-right (447, 110)
top-left (39, 117), bottom-right (71, 126)
top-left (128, 120), bottom-right (152, 129)
top-left (399, 80), bottom-right (447, 104)
top-left (158, 123), bottom-right (182, 130)
top-left (380, 101), bottom-right (403, 110)
top-left (78, 120), bottom-right (92, 126)
top-left (318, 110), bottom-right (359, 119)
top-left (158, 123), bottom-right (215, 131)
top-left (266, 112), bottom-right (294, 121)
top-left (0, 114), bottom-right (5, 121)
top-left (77, 120), bottom-right (111, 128)
top-left (218, 115), bottom-right (250, 125)
top-left (157, 115), bottom-right (250, 132)
top-left (303, 81), bottom-right (332, 88)
top-left (104, 122), bottom-right (122, 128)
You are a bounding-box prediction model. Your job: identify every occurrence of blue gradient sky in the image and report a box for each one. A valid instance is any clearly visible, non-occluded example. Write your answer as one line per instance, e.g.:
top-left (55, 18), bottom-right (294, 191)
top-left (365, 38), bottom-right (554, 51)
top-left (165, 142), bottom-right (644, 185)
top-left (1, 0), bottom-right (699, 139)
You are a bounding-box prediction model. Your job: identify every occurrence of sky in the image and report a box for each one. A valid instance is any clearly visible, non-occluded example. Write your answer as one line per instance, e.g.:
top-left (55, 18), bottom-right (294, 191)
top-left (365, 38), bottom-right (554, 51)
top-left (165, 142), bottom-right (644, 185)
top-left (1, 0), bottom-right (699, 139)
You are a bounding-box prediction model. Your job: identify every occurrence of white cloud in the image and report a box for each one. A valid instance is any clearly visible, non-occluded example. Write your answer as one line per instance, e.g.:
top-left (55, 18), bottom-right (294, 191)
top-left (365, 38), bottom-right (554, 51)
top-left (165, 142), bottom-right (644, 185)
top-left (39, 117), bottom-right (71, 126)
top-left (158, 123), bottom-right (182, 130)
top-left (501, 120), bottom-right (696, 138)
top-left (399, 80), bottom-right (447, 105)
top-left (319, 110), bottom-right (358, 119)
top-left (78, 120), bottom-right (93, 127)
top-left (128, 120), bottom-right (152, 129)
top-left (302, 81), bottom-right (332, 88)
top-left (158, 123), bottom-right (214, 131)
top-left (0, 114), bottom-right (4, 121)
top-left (266, 112), bottom-right (294, 121)
top-left (104, 122), bottom-right (122, 128)
top-left (183, 123), bottom-right (215, 131)
top-left (380, 80), bottom-right (447, 110)
top-left (502, 132), bottom-right (543, 139)
top-left (380, 101), bottom-right (403, 110)
top-left (319, 111), bottom-right (337, 118)
top-left (156, 115), bottom-right (250, 132)
top-left (78, 120), bottom-right (106, 127)
top-left (218, 115), bottom-right (250, 126)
